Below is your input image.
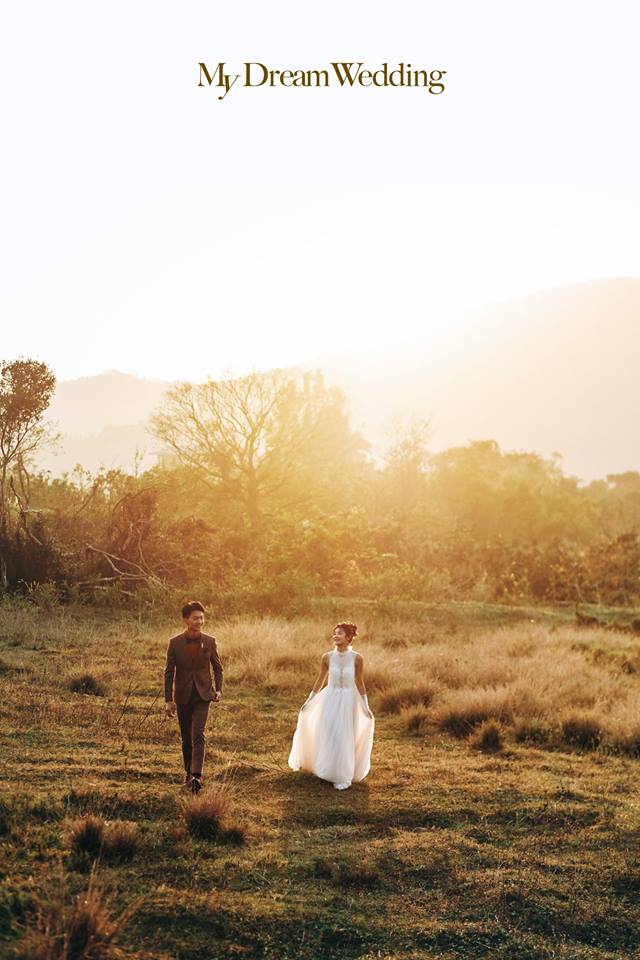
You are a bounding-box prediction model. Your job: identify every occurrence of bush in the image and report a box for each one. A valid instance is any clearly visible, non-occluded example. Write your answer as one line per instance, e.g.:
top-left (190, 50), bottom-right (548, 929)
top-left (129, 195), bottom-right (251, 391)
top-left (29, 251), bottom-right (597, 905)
top-left (67, 673), bottom-right (107, 697)
top-left (470, 720), bottom-right (504, 753)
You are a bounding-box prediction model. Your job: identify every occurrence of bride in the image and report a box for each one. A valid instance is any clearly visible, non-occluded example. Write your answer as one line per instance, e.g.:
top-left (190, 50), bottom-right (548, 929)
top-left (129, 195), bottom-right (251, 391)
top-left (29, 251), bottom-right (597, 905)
top-left (288, 621), bottom-right (374, 790)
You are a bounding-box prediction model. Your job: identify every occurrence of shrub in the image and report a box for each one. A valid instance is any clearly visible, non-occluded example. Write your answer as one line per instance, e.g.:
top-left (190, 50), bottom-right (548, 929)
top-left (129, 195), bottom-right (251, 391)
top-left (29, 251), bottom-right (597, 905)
top-left (67, 672), bottom-right (107, 697)
top-left (69, 815), bottom-right (104, 858)
top-left (560, 712), bottom-right (604, 751)
top-left (470, 720), bottom-right (504, 753)
top-left (400, 704), bottom-right (430, 736)
top-left (378, 682), bottom-right (438, 714)
top-left (180, 789), bottom-right (246, 844)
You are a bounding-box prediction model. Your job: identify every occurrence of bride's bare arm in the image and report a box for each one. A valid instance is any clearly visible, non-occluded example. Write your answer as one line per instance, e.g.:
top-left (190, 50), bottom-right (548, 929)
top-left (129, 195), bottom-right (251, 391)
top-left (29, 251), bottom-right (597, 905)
top-left (354, 653), bottom-right (367, 695)
top-left (311, 653), bottom-right (330, 693)
top-left (300, 654), bottom-right (330, 711)
top-left (355, 655), bottom-right (374, 717)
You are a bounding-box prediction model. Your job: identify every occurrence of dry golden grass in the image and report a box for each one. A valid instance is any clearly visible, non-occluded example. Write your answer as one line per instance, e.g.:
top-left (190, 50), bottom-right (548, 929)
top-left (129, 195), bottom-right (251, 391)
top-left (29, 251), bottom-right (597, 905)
top-left (350, 621), bottom-right (640, 753)
top-left (2, 601), bottom-right (640, 959)
top-left (221, 616), bottom-right (640, 736)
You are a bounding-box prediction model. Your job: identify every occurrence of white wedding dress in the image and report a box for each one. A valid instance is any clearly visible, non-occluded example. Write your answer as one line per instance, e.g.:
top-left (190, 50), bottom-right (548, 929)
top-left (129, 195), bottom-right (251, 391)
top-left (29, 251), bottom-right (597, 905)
top-left (288, 649), bottom-right (374, 788)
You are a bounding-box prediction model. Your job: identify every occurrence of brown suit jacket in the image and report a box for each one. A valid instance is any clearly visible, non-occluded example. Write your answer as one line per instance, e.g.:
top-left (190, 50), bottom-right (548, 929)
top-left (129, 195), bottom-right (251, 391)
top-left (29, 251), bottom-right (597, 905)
top-left (164, 631), bottom-right (223, 704)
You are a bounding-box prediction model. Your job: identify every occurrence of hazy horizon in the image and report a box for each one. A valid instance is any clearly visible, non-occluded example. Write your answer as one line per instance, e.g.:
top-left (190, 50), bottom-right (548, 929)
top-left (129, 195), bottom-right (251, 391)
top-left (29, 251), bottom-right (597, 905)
top-left (37, 276), bottom-right (640, 483)
top-left (3, 3), bottom-right (640, 382)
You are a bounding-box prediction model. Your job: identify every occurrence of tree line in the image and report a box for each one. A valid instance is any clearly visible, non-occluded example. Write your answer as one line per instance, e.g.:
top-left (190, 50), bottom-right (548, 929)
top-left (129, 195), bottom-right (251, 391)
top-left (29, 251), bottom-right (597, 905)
top-left (1, 358), bottom-right (639, 612)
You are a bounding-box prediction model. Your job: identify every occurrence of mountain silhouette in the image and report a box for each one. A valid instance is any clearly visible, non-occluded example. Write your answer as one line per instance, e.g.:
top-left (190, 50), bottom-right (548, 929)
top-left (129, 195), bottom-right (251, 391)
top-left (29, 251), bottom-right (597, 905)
top-left (39, 279), bottom-right (638, 481)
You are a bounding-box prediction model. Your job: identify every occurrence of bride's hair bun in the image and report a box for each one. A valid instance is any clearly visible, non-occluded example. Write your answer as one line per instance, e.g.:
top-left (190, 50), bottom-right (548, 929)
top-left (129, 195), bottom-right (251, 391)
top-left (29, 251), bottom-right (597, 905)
top-left (335, 621), bottom-right (357, 641)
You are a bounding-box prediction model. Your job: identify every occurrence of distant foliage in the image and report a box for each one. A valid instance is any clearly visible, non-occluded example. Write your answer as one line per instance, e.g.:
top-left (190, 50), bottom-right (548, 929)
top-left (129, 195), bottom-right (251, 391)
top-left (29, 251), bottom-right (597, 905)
top-left (2, 363), bottom-right (639, 611)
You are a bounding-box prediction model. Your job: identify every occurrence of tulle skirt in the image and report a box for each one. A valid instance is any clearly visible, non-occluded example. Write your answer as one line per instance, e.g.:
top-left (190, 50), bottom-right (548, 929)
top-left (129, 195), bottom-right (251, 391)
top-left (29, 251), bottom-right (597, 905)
top-left (288, 686), bottom-right (374, 785)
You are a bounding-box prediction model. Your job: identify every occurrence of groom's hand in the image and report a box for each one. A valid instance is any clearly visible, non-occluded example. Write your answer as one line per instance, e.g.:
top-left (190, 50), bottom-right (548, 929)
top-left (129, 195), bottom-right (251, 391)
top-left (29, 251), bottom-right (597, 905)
top-left (165, 700), bottom-right (176, 717)
top-left (213, 691), bottom-right (222, 702)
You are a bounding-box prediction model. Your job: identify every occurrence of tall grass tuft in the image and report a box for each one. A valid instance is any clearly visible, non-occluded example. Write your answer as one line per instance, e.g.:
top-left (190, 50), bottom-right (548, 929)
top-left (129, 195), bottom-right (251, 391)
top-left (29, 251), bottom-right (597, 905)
top-left (180, 786), bottom-right (247, 844)
top-left (605, 724), bottom-right (640, 757)
top-left (0, 655), bottom-right (14, 675)
top-left (14, 868), bottom-right (137, 960)
top-left (314, 857), bottom-right (382, 888)
top-left (560, 712), bottom-right (604, 751)
top-left (69, 815), bottom-right (104, 858)
top-left (0, 798), bottom-right (11, 836)
top-left (470, 719), bottom-right (504, 753)
top-left (400, 704), bottom-right (430, 736)
top-left (435, 687), bottom-right (515, 738)
top-left (514, 717), bottom-right (552, 746)
top-left (378, 682), bottom-right (438, 714)
top-left (101, 821), bottom-right (137, 863)
top-left (67, 672), bottom-right (107, 697)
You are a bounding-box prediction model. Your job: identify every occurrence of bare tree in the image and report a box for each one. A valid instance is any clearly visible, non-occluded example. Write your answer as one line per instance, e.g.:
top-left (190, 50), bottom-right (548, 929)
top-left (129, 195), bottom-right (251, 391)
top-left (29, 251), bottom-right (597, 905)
top-left (0, 358), bottom-right (56, 588)
top-left (151, 369), bottom-right (360, 529)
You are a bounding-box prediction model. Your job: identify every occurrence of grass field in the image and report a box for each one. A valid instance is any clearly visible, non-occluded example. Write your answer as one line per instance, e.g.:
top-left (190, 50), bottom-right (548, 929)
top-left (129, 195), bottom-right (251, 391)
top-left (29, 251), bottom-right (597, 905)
top-left (1, 599), bottom-right (640, 959)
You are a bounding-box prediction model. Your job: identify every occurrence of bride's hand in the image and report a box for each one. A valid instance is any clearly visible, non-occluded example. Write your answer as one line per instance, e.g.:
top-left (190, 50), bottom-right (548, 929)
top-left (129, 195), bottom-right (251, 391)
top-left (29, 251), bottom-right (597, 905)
top-left (300, 690), bottom-right (316, 712)
top-left (360, 693), bottom-right (373, 719)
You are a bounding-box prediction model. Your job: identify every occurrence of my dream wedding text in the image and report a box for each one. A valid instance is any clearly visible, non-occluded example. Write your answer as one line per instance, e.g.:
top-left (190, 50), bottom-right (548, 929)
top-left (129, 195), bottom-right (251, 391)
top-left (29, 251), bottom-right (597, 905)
top-left (198, 61), bottom-right (447, 100)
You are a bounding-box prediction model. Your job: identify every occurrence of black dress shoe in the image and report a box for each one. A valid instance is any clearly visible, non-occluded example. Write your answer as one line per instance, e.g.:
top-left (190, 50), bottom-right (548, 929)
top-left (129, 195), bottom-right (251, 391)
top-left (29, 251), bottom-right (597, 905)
top-left (191, 777), bottom-right (202, 795)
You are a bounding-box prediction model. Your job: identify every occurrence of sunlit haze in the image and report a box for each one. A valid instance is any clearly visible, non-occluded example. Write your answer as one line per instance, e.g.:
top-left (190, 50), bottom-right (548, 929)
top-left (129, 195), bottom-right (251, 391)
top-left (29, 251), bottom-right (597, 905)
top-left (1, 1), bottom-right (639, 383)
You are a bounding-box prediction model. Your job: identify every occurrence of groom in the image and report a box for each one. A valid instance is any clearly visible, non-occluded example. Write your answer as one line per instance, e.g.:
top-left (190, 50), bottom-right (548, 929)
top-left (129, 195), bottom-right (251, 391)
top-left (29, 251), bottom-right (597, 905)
top-left (164, 601), bottom-right (223, 794)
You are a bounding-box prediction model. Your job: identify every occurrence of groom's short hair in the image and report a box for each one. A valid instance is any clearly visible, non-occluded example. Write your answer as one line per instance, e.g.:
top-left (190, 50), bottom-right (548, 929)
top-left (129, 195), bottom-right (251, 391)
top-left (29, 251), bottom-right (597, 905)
top-left (182, 600), bottom-right (206, 618)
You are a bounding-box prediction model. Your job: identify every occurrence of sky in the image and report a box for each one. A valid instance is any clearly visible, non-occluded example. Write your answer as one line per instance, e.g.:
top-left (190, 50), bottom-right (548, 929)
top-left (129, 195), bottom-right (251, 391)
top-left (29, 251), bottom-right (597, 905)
top-left (1, 1), bottom-right (639, 383)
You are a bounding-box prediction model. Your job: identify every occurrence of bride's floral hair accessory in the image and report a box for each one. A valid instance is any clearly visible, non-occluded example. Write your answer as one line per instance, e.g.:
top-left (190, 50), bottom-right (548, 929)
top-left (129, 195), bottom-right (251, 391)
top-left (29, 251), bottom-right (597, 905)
top-left (334, 621), bottom-right (357, 642)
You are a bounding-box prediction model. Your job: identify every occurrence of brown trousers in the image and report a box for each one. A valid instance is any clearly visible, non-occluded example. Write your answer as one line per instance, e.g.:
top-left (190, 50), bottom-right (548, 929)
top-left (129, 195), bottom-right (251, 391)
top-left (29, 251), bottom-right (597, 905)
top-left (176, 686), bottom-right (210, 778)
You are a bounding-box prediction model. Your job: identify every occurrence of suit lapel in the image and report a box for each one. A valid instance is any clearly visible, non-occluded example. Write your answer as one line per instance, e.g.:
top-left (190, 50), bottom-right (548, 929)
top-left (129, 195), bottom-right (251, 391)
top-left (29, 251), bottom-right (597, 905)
top-left (180, 633), bottom-right (206, 668)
